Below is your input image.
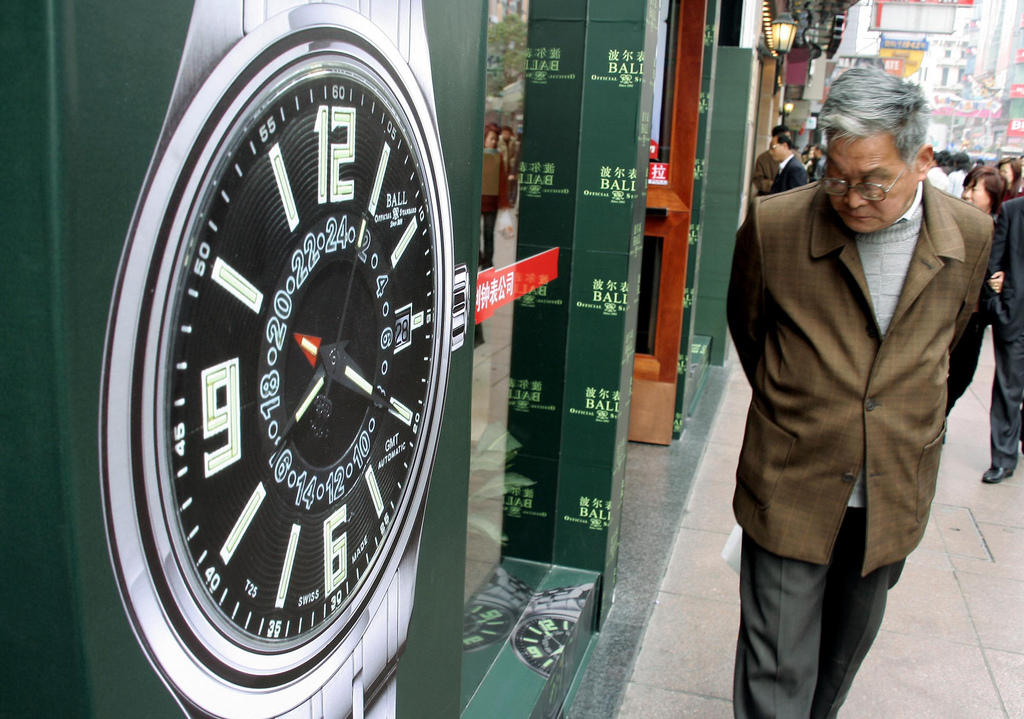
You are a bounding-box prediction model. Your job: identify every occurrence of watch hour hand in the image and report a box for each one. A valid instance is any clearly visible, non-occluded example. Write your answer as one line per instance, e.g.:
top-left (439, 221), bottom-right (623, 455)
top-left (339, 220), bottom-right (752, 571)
top-left (320, 341), bottom-right (388, 408)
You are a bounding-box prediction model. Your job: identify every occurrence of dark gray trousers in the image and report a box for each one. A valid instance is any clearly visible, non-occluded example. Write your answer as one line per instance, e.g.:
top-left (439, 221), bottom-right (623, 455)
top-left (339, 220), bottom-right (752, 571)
top-left (733, 509), bottom-right (904, 719)
top-left (990, 330), bottom-right (1024, 469)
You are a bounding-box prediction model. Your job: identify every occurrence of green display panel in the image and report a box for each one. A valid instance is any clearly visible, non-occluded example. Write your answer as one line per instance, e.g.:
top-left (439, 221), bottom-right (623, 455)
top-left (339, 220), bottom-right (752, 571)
top-left (695, 45), bottom-right (754, 367)
top-left (2, 2), bottom-right (483, 716)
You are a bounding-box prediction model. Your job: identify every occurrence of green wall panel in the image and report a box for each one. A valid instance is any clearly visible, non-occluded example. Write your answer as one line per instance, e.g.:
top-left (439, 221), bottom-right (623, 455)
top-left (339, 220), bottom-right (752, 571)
top-left (695, 46), bottom-right (754, 368)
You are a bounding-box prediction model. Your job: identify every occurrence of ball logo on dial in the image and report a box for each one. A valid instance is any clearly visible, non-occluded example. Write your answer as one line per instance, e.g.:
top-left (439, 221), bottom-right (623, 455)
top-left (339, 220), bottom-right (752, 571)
top-left (166, 65), bottom-right (437, 645)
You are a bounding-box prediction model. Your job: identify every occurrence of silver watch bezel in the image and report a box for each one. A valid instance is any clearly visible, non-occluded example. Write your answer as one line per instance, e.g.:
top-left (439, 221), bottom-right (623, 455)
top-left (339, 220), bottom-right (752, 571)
top-left (100, 5), bottom-right (452, 717)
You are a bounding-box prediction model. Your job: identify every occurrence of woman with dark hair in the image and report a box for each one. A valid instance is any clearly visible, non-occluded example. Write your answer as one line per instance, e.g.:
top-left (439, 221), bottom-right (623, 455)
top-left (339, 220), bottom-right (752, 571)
top-left (963, 165), bottom-right (1005, 218)
top-left (997, 157), bottom-right (1024, 201)
top-left (947, 165), bottom-right (1006, 414)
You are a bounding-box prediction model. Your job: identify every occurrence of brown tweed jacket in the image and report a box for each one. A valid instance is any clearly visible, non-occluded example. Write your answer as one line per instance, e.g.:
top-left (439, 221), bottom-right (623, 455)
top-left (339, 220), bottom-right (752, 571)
top-left (751, 149), bottom-right (777, 195)
top-left (727, 181), bottom-right (992, 574)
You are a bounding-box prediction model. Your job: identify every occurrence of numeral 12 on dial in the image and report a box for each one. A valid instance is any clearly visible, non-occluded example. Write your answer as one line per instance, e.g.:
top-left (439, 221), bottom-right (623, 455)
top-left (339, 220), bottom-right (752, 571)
top-left (315, 105), bottom-right (356, 204)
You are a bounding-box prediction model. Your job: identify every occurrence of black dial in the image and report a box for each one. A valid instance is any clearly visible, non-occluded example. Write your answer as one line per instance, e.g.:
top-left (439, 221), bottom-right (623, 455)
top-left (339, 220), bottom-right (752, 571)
top-left (512, 617), bottom-right (575, 676)
top-left (163, 60), bottom-right (437, 645)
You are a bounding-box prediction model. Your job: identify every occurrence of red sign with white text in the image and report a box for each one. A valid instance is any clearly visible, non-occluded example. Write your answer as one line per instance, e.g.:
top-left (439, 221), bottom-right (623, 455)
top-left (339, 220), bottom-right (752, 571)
top-left (1008, 118), bottom-right (1024, 137)
top-left (1012, 84), bottom-right (1024, 99)
top-left (648, 162), bottom-right (669, 186)
top-left (475, 247), bottom-right (560, 323)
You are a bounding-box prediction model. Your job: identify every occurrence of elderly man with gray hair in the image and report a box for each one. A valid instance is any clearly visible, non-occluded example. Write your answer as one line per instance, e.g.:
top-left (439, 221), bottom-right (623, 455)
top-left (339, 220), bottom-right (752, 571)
top-left (727, 67), bottom-right (992, 718)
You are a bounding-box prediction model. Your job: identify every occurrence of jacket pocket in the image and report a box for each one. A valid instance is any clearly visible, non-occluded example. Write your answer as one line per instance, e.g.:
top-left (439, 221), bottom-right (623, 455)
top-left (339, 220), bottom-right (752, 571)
top-left (737, 402), bottom-right (796, 509)
top-left (916, 427), bottom-right (945, 522)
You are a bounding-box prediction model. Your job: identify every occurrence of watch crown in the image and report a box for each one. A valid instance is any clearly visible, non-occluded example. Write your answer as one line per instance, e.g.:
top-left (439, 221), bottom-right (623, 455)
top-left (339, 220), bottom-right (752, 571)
top-left (450, 263), bottom-right (469, 352)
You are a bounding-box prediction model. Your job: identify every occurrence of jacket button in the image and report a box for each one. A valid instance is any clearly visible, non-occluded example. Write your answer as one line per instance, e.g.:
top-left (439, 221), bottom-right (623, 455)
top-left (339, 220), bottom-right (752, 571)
top-left (842, 473), bottom-right (856, 483)
top-left (865, 398), bottom-right (878, 411)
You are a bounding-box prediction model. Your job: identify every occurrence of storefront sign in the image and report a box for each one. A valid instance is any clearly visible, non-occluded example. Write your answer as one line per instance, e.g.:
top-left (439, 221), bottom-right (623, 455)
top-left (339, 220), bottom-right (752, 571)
top-left (1008, 118), bottom-right (1024, 138)
top-left (475, 247), bottom-right (560, 322)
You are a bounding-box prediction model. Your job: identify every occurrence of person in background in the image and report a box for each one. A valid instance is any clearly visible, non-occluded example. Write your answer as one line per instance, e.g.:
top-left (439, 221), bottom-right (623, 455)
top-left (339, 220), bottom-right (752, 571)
top-left (805, 144), bottom-right (826, 181)
top-left (768, 134), bottom-right (808, 194)
top-left (728, 66), bottom-right (991, 718)
top-left (498, 125), bottom-right (520, 206)
top-left (752, 124), bottom-right (790, 196)
top-left (947, 151), bottom-right (971, 198)
top-left (947, 166), bottom-right (1006, 415)
top-left (479, 123), bottom-right (506, 269)
top-left (980, 187), bottom-right (1024, 483)
top-left (997, 157), bottom-right (1024, 202)
top-left (927, 150), bottom-right (949, 190)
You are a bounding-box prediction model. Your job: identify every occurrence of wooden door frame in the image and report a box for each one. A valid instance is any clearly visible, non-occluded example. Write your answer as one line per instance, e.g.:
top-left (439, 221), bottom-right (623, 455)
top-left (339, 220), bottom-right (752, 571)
top-left (628, 0), bottom-right (707, 444)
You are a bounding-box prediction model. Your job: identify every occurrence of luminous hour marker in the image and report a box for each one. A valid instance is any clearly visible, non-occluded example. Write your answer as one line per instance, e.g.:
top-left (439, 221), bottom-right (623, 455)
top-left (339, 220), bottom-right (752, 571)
top-left (391, 217), bottom-right (418, 267)
top-left (389, 397), bottom-right (413, 426)
top-left (368, 143), bottom-right (391, 215)
top-left (174, 397), bottom-right (185, 407)
top-left (177, 466), bottom-right (188, 478)
top-left (211, 257), bottom-right (263, 313)
top-left (208, 220), bottom-right (218, 232)
top-left (220, 482), bottom-right (267, 565)
top-left (324, 505), bottom-right (348, 595)
top-left (276, 523), bottom-right (301, 608)
top-left (221, 190), bottom-right (230, 203)
top-left (365, 466), bottom-right (384, 517)
top-left (269, 142), bottom-right (300, 231)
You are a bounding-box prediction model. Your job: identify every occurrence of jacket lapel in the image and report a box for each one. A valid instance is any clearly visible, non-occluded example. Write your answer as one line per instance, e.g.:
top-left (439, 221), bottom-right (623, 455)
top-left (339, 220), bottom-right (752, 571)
top-left (809, 190), bottom-right (874, 321)
top-left (888, 183), bottom-right (965, 330)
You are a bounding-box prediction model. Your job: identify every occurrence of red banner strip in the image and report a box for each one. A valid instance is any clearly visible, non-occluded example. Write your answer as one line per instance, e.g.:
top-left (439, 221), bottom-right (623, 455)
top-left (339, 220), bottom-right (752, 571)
top-left (475, 247), bottom-right (560, 323)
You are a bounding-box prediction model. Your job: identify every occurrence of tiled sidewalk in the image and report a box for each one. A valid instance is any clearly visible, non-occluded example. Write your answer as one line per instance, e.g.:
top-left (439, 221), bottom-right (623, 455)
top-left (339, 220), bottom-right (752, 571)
top-left (618, 330), bottom-right (1024, 718)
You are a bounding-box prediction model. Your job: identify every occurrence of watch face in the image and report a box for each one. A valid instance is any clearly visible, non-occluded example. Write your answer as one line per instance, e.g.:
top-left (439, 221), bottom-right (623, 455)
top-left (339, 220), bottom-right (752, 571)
top-left (512, 616), bottom-right (574, 677)
top-left (162, 59), bottom-right (439, 647)
top-left (462, 603), bottom-right (517, 651)
top-left (102, 36), bottom-right (452, 687)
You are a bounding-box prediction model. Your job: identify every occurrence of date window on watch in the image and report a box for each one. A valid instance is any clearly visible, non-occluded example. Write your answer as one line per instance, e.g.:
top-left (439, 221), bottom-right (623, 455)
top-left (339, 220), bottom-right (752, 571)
top-left (393, 303), bottom-right (426, 354)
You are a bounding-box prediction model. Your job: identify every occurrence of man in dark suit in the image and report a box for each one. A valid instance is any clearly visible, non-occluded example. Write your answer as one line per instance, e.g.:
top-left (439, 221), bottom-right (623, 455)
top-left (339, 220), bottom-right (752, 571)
top-left (728, 67), bottom-right (992, 718)
top-left (767, 134), bottom-right (808, 194)
top-left (983, 196), bottom-right (1024, 483)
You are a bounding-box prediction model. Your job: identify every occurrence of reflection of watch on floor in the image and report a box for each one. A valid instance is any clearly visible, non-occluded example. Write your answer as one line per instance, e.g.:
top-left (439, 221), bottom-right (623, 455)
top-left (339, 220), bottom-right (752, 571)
top-left (99, 2), bottom-right (465, 717)
top-left (511, 585), bottom-right (592, 677)
top-left (463, 567), bottom-right (533, 651)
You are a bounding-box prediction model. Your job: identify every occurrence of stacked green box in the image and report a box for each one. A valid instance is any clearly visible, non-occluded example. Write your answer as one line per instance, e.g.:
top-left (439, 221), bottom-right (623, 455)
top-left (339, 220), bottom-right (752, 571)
top-left (504, 0), bottom-right (657, 592)
top-left (555, 0), bottom-right (656, 580)
top-left (505, 1), bottom-right (588, 562)
top-left (672, 0), bottom-right (721, 438)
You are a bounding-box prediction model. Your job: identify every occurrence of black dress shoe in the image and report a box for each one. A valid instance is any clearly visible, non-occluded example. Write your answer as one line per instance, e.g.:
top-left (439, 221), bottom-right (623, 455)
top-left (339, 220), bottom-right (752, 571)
top-left (982, 466), bottom-right (1013, 484)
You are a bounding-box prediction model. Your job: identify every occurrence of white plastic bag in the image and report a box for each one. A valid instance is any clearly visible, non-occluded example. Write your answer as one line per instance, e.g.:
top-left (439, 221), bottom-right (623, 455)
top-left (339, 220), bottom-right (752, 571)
top-left (721, 523), bottom-right (743, 575)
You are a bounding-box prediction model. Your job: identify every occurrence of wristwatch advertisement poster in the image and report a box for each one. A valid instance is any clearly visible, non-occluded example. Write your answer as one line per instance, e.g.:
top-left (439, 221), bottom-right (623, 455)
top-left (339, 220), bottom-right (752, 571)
top-left (97, 2), bottom-right (476, 717)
